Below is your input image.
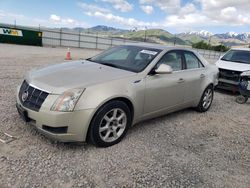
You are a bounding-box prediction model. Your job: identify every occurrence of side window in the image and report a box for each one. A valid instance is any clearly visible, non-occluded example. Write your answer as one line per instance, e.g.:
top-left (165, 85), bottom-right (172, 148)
top-left (157, 51), bottom-right (182, 71)
top-left (103, 48), bottom-right (129, 61)
top-left (184, 52), bottom-right (204, 69)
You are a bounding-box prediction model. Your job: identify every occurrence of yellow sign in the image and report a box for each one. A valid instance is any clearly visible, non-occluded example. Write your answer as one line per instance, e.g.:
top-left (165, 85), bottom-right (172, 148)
top-left (0, 28), bottom-right (23, 37)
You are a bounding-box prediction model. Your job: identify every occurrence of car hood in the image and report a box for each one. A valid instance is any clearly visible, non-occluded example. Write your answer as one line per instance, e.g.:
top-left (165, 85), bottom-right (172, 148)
top-left (216, 59), bottom-right (250, 72)
top-left (26, 60), bottom-right (136, 94)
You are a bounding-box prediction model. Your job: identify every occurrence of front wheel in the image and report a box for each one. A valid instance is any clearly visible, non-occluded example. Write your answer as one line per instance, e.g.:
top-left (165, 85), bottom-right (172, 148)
top-left (87, 101), bottom-right (132, 147)
top-left (196, 85), bottom-right (214, 112)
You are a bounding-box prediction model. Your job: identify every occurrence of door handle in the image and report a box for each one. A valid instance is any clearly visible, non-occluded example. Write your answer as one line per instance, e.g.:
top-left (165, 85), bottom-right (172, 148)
top-left (177, 78), bottom-right (185, 83)
top-left (200, 74), bottom-right (205, 78)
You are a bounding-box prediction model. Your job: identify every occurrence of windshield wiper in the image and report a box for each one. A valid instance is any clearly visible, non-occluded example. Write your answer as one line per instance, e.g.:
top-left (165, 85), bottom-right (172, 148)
top-left (221, 58), bottom-right (231, 61)
top-left (100, 63), bottom-right (119, 68)
top-left (86, 58), bottom-right (95, 62)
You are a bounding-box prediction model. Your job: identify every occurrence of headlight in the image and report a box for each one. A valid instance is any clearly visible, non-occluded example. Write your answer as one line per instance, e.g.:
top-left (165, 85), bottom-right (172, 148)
top-left (241, 70), bottom-right (250, 76)
top-left (50, 89), bottom-right (85, 112)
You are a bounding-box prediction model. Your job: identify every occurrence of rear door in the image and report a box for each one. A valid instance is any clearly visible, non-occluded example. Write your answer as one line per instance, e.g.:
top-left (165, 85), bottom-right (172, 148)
top-left (181, 51), bottom-right (207, 103)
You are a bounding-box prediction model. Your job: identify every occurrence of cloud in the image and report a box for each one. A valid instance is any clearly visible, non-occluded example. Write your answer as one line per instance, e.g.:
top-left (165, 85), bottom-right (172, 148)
top-left (85, 11), bottom-right (160, 28)
top-left (195, 0), bottom-right (250, 26)
top-left (78, 2), bottom-right (110, 13)
top-left (50, 14), bottom-right (60, 22)
top-left (100, 0), bottom-right (133, 12)
top-left (49, 14), bottom-right (87, 26)
top-left (0, 10), bottom-right (88, 28)
top-left (139, 0), bottom-right (181, 13)
top-left (140, 5), bottom-right (153, 14)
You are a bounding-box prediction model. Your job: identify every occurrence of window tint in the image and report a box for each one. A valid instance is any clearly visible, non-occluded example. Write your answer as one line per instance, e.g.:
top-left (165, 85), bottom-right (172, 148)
top-left (184, 52), bottom-right (203, 69)
top-left (157, 51), bottom-right (182, 71)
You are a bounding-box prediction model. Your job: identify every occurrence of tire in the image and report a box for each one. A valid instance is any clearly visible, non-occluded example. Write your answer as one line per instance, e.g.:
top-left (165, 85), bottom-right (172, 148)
top-left (87, 100), bottom-right (132, 147)
top-left (196, 85), bottom-right (214, 112)
top-left (236, 95), bottom-right (248, 104)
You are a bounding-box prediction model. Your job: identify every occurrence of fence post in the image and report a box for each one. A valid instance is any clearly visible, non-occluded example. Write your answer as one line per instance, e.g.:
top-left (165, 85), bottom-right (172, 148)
top-left (78, 30), bottom-right (81, 48)
top-left (96, 34), bottom-right (98, 49)
top-left (59, 28), bottom-right (62, 46)
top-left (110, 37), bottom-right (113, 47)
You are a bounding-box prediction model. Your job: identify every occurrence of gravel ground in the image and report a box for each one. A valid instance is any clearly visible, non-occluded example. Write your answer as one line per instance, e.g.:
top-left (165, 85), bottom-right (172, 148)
top-left (0, 44), bottom-right (250, 188)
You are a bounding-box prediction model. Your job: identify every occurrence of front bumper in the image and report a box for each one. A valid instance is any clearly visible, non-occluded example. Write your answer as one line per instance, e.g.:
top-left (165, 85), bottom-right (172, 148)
top-left (16, 94), bottom-right (95, 142)
top-left (217, 78), bottom-right (239, 91)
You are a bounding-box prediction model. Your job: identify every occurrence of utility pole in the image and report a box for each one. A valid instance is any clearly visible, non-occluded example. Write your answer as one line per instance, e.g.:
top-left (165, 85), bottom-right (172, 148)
top-left (144, 26), bottom-right (147, 42)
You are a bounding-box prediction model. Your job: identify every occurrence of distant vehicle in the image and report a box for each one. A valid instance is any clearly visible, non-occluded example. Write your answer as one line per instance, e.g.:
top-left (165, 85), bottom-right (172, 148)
top-left (216, 48), bottom-right (250, 91)
top-left (16, 44), bottom-right (218, 147)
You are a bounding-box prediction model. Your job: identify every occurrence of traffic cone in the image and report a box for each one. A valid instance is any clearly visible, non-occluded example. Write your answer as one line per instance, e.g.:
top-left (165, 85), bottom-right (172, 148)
top-left (65, 48), bottom-right (72, 60)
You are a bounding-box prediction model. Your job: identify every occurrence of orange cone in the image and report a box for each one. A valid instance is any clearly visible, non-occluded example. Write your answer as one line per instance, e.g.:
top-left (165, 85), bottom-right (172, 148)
top-left (65, 48), bottom-right (72, 60)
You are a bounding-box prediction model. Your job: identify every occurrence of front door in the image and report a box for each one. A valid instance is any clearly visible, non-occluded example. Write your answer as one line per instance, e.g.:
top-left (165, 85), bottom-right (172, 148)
top-left (144, 51), bottom-right (185, 114)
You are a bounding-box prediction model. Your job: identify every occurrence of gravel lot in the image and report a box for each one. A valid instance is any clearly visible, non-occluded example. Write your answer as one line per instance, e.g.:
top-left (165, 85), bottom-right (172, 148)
top-left (0, 44), bottom-right (250, 188)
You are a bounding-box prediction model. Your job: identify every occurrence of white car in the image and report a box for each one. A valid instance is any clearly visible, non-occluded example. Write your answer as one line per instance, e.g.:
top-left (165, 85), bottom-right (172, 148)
top-left (216, 48), bottom-right (250, 91)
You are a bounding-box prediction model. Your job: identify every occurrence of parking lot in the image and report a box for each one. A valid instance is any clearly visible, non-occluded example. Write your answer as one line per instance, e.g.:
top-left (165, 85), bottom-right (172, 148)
top-left (0, 43), bottom-right (249, 188)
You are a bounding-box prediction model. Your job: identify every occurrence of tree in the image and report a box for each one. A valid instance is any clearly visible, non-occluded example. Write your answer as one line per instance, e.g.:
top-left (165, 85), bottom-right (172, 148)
top-left (192, 41), bottom-right (230, 52)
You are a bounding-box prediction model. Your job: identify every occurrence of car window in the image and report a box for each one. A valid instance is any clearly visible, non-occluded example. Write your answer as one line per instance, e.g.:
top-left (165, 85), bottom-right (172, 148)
top-left (221, 50), bottom-right (250, 64)
top-left (89, 46), bottom-right (162, 73)
top-left (157, 51), bottom-right (182, 71)
top-left (184, 52), bottom-right (203, 69)
top-left (102, 48), bottom-right (129, 61)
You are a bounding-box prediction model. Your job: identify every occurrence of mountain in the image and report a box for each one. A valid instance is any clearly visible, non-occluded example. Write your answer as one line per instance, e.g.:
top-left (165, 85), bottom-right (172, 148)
top-left (88, 25), bottom-right (129, 34)
top-left (184, 30), bottom-right (213, 38)
top-left (215, 32), bottom-right (250, 41)
top-left (120, 29), bottom-right (187, 45)
top-left (178, 30), bottom-right (250, 46)
top-left (60, 25), bottom-right (129, 35)
top-left (58, 25), bottom-right (249, 47)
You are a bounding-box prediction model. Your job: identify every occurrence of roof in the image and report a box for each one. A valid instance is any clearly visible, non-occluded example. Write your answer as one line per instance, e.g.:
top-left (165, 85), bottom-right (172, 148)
top-left (231, 48), bottom-right (250, 51)
top-left (124, 42), bottom-right (194, 51)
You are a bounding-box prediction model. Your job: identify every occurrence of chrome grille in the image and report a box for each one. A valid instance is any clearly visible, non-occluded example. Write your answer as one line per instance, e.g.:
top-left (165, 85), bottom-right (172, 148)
top-left (18, 80), bottom-right (49, 112)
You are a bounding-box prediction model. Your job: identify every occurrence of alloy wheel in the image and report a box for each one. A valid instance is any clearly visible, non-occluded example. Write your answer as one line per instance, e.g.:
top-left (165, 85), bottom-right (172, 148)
top-left (202, 88), bottom-right (213, 109)
top-left (99, 108), bottom-right (127, 143)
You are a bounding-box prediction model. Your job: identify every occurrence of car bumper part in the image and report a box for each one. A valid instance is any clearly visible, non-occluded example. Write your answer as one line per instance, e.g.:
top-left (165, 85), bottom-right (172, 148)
top-left (16, 96), bottom-right (95, 142)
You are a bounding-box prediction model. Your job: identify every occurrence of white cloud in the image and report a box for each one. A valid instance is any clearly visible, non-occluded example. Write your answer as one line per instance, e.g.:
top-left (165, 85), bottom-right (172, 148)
top-left (49, 14), bottom-right (87, 26)
top-left (179, 3), bottom-right (196, 15)
top-left (50, 14), bottom-right (60, 22)
top-left (140, 0), bottom-right (181, 13)
top-left (85, 11), bottom-right (160, 28)
top-left (100, 0), bottom-right (133, 12)
top-left (78, 2), bottom-right (110, 13)
top-left (0, 10), bottom-right (88, 28)
top-left (140, 5), bottom-right (153, 14)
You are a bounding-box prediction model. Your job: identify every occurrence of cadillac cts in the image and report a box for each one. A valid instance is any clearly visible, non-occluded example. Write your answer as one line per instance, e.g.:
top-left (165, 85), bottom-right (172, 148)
top-left (16, 44), bottom-right (218, 147)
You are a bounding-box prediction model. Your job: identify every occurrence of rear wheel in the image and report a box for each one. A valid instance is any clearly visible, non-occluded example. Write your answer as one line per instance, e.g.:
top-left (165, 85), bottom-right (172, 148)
top-left (88, 101), bottom-right (131, 147)
top-left (196, 85), bottom-right (214, 112)
top-left (236, 95), bottom-right (248, 104)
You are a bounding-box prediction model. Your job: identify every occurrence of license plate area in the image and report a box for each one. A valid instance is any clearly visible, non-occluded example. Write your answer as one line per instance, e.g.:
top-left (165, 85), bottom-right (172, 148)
top-left (16, 103), bottom-right (30, 122)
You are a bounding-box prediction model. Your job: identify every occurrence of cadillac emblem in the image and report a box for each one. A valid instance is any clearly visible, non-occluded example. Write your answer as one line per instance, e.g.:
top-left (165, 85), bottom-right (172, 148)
top-left (21, 90), bottom-right (29, 102)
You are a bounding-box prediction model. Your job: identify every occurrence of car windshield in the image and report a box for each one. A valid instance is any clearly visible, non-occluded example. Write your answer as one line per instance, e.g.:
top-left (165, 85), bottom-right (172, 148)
top-left (88, 45), bottom-right (162, 72)
top-left (221, 50), bottom-right (250, 64)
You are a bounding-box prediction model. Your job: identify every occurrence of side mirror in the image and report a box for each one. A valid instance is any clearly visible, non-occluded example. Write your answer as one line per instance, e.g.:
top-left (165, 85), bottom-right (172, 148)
top-left (154, 64), bottom-right (173, 74)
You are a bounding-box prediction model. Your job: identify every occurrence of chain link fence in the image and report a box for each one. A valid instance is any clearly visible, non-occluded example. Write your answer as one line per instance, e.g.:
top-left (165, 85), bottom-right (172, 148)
top-left (0, 23), bottom-right (224, 61)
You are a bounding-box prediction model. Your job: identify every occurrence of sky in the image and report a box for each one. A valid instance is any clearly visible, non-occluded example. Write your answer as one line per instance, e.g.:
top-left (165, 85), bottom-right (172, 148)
top-left (0, 0), bottom-right (250, 34)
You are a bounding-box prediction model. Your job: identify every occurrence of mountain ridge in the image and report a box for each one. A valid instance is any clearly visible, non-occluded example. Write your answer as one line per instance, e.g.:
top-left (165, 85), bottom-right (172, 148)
top-left (62, 25), bottom-right (250, 46)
